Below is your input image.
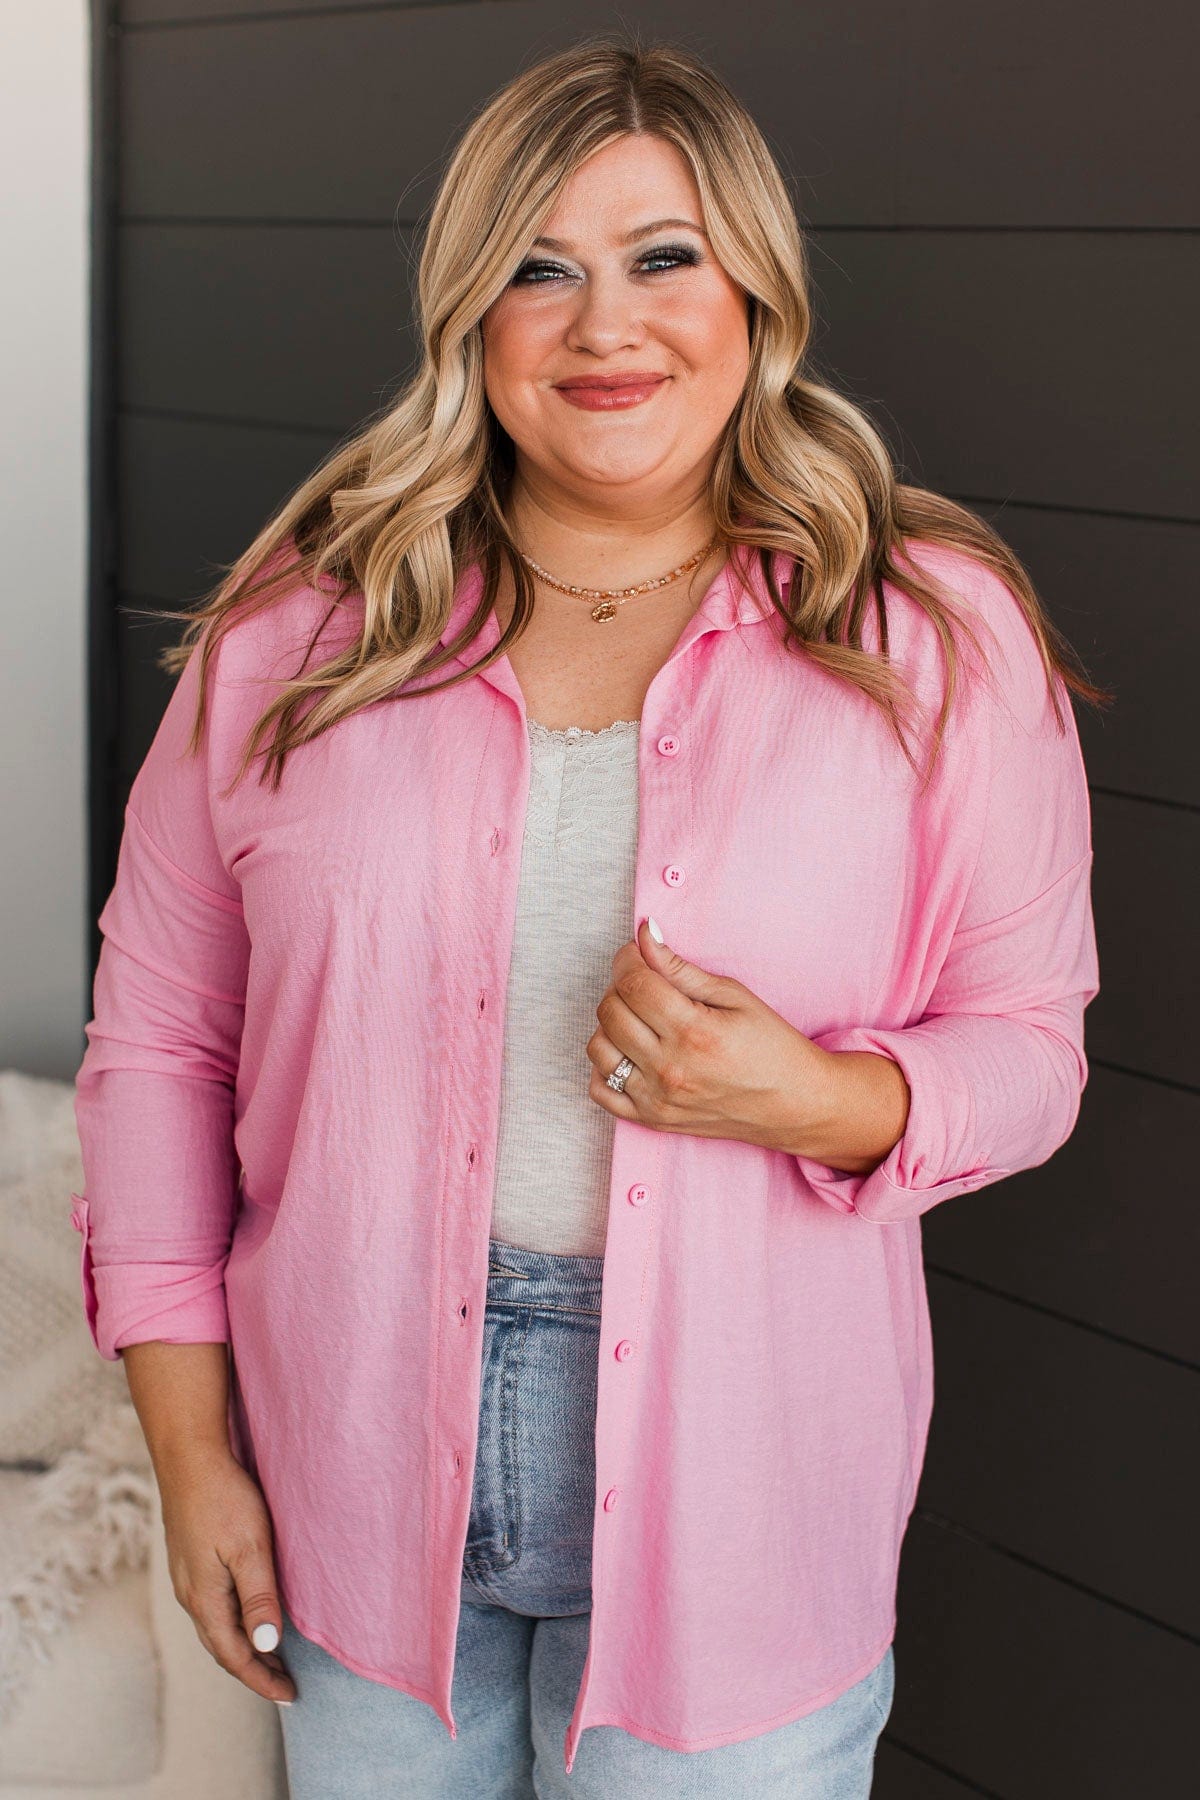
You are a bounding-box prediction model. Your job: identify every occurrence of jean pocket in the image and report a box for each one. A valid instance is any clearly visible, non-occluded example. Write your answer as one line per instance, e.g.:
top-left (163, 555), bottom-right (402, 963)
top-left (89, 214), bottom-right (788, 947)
top-left (465, 1316), bottom-right (527, 1579)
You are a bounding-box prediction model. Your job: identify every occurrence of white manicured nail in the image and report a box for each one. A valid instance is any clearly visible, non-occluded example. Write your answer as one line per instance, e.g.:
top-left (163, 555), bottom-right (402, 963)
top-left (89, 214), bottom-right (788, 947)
top-left (647, 916), bottom-right (665, 944)
top-left (253, 1621), bottom-right (280, 1651)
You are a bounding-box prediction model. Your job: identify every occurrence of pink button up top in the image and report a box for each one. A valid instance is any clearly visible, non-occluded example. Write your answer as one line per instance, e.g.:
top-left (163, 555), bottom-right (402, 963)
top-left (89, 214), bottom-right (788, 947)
top-left (71, 536), bottom-right (1099, 1773)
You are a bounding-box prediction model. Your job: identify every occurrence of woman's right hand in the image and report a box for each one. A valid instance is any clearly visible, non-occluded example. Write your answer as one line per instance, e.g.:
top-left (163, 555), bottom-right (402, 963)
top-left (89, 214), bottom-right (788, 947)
top-left (158, 1445), bottom-right (298, 1705)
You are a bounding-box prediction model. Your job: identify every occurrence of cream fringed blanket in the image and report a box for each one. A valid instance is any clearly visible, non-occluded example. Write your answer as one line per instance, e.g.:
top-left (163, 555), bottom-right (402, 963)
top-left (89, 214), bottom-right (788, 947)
top-left (0, 1068), bottom-right (156, 1717)
top-left (0, 1394), bottom-right (154, 1721)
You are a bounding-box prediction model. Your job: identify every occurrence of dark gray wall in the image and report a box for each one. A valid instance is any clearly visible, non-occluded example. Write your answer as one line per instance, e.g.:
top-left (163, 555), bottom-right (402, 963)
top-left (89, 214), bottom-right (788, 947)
top-left (95, 3), bottom-right (1199, 1792)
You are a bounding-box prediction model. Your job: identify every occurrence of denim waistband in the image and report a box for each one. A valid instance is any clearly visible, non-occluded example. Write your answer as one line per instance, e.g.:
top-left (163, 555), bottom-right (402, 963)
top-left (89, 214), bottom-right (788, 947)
top-left (485, 1236), bottom-right (604, 1314)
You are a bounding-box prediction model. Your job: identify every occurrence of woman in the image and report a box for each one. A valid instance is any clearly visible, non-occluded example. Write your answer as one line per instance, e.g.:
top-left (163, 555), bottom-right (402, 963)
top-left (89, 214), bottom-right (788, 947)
top-left (70, 36), bottom-right (1106, 1800)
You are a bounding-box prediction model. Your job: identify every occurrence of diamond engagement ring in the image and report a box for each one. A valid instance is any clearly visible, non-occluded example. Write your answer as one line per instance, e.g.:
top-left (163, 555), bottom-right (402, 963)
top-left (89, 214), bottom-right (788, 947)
top-left (606, 1056), bottom-right (636, 1093)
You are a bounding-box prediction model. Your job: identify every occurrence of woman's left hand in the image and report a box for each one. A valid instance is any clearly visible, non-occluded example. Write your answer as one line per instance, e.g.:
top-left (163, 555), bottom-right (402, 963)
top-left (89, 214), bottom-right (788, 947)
top-left (586, 917), bottom-right (835, 1153)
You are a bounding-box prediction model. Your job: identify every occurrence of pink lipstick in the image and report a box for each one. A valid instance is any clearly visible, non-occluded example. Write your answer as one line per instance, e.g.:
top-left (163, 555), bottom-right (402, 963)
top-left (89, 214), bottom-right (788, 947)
top-left (553, 374), bottom-right (669, 411)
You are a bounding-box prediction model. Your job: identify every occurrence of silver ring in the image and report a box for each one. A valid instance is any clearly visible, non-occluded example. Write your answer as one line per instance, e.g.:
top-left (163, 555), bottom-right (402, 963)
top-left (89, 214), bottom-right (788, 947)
top-left (606, 1055), bottom-right (635, 1093)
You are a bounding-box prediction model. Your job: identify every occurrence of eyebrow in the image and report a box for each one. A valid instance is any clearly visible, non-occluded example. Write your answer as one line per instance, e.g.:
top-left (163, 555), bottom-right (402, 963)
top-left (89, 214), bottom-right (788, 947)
top-left (530, 218), bottom-right (707, 251)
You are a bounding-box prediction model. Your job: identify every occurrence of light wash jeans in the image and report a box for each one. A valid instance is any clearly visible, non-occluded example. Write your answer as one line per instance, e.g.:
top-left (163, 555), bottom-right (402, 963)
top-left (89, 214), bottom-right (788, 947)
top-left (276, 1239), bottom-right (895, 1797)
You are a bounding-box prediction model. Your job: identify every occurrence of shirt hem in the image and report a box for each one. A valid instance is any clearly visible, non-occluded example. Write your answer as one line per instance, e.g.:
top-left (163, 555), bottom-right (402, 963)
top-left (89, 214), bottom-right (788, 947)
top-left (281, 1604), bottom-right (453, 1728)
top-left (574, 1626), bottom-right (896, 1756)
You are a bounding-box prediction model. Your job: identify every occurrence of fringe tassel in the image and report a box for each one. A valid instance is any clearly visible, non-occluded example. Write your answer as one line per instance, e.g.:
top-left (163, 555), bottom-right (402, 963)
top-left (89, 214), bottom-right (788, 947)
top-left (0, 1395), bottom-right (154, 1720)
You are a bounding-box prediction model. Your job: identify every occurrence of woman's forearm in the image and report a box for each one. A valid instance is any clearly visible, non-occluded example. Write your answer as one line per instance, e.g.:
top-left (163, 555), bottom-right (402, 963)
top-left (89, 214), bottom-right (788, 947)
top-left (120, 1341), bottom-right (234, 1478)
top-left (782, 1048), bottom-right (912, 1175)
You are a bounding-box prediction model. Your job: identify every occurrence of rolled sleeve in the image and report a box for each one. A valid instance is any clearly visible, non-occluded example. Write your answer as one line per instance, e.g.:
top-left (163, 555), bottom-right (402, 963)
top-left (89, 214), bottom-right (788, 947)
top-left (795, 560), bottom-right (1101, 1224)
top-left (72, 635), bottom-right (251, 1360)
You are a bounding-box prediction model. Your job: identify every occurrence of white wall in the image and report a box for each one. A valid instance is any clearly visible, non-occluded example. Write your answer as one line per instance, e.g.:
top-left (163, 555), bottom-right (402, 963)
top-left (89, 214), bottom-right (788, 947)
top-left (0, 2), bottom-right (90, 1078)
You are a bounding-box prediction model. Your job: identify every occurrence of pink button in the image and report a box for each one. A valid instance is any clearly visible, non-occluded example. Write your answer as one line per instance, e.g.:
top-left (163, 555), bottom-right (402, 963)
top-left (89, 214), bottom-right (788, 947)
top-left (603, 1487), bottom-right (620, 1511)
top-left (656, 734), bottom-right (680, 757)
top-left (627, 1182), bottom-right (650, 1206)
top-left (614, 1339), bottom-right (634, 1361)
top-left (663, 864), bottom-right (686, 887)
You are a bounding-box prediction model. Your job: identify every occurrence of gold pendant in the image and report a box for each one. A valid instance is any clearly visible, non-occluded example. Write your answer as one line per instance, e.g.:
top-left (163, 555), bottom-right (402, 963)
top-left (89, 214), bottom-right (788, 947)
top-left (591, 600), bottom-right (619, 622)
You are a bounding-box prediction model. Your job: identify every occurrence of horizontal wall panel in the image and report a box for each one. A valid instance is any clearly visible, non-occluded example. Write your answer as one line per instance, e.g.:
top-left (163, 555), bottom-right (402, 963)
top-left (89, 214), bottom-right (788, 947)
top-left (1086, 791), bottom-right (1199, 1086)
top-left (115, 604), bottom-right (207, 781)
top-left (114, 2), bottom-right (925, 225)
top-left (891, 1516), bottom-right (1195, 1796)
top-left (118, 222), bottom-right (419, 430)
top-left (919, 1273), bottom-right (1197, 1634)
top-left (923, 1066), bottom-right (1200, 1366)
top-left (122, 1), bottom-right (476, 18)
top-left (808, 230), bottom-right (1199, 520)
top-left (961, 506), bottom-right (1197, 811)
top-left (873, 1743), bottom-right (984, 1799)
top-left (115, 414), bottom-right (340, 775)
top-left (117, 413), bottom-right (334, 602)
top-left (118, 1), bottom-right (1199, 227)
top-left (748, 0), bottom-right (1199, 227)
top-left (895, 0), bottom-right (1197, 227)
top-left (119, 3), bottom-right (595, 222)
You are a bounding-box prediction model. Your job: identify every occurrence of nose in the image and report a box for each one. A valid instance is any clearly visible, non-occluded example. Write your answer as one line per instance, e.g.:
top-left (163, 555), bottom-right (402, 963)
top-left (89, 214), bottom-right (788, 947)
top-left (564, 272), bottom-right (646, 356)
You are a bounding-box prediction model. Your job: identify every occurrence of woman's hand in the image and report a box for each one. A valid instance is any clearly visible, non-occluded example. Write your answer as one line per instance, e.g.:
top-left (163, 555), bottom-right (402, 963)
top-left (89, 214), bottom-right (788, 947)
top-left (158, 1442), bottom-right (297, 1705)
top-left (586, 917), bottom-right (838, 1154)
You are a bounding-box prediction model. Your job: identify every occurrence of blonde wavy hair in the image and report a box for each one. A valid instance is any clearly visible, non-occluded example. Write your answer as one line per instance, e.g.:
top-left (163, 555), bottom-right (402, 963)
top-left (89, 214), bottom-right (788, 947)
top-left (146, 31), bottom-right (1111, 795)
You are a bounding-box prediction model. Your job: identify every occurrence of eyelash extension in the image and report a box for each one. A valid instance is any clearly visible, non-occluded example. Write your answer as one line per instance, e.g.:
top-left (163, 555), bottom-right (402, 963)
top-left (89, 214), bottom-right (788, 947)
top-left (511, 243), bottom-right (701, 286)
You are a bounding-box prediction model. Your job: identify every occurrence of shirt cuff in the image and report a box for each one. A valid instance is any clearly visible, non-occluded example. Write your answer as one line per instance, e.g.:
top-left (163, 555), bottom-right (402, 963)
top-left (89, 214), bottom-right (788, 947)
top-left (70, 1194), bottom-right (232, 1362)
top-left (792, 1027), bottom-right (1012, 1223)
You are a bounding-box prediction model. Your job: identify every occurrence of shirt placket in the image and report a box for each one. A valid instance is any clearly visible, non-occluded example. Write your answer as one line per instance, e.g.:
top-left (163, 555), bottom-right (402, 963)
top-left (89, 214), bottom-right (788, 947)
top-left (431, 592), bottom-right (751, 1773)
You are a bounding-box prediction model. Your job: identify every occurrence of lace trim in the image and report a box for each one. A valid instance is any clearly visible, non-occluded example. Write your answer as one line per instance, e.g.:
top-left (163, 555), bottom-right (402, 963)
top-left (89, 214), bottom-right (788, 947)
top-left (527, 716), bottom-right (641, 743)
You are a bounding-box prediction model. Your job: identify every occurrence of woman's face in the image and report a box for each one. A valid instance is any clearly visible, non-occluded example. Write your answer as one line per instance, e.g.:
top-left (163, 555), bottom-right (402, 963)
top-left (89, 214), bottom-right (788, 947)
top-left (481, 133), bottom-right (750, 507)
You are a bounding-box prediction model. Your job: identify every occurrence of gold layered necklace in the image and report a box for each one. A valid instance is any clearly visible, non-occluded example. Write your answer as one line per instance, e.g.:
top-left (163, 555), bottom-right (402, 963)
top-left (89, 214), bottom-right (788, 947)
top-left (516, 533), bottom-right (721, 623)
